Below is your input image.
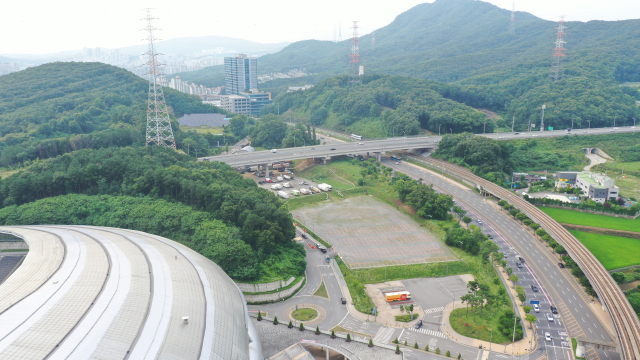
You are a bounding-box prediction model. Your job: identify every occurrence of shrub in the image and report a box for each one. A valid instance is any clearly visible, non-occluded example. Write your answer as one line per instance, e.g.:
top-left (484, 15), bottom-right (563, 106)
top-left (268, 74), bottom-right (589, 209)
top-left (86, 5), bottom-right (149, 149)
top-left (346, 333), bottom-right (351, 342)
top-left (458, 353), bottom-right (462, 359)
top-left (315, 326), bottom-right (320, 335)
top-left (331, 330), bottom-right (336, 338)
top-left (446, 350), bottom-right (451, 357)
top-left (288, 320), bottom-right (293, 328)
top-left (393, 337), bottom-right (399, 344)
top-left (273, 316), bottom-right (278, 325)
top-left (403, 340), bottom-right (407, 346)
top-left (369, 338), bottom-right (373, 347)
top-left (396, 344), bottom-right (401, 354)
top-left (465, 322), bottom-right (469, 327)
top-left (425, 345), bottom-right (430, 351)
top-left (414, 342), bottom-right (419, 349)
top-left (299, 323), bottom-right (304, 331)
top-left (257, 311), bottom-right (262, 321)
top-left (436, 347), bottom-right (441, 354)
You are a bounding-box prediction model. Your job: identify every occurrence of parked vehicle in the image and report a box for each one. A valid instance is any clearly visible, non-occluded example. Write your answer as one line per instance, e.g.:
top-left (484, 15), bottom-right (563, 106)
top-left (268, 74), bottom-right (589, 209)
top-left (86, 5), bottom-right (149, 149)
top-left (384, 291), bottom-right (411, 302)
top-left (291, 190), bottom-right (300, 196)
top-left (558, 263), bottom-right (565, 269)
top-left (271, 149), bottom-right (277, 153)
top-left (276, 191), bottom-right (289, 199)
top-left (271, 184), bottom-right (283, 190)
top-left (283, 182), bottom-right (291, 188)
top-left (301, 234), bottom-right (308, 239)
top-left (276, 176), bottom-right (284, 182)
top-left (318, 183), bottom-right (333, 192)
top-left (326, 257), bottom-right (330, 263)
top-left (283, 175), bottom-right (292, 180)
top-left (317, 244), bottom-right (327, 253)
top-left (265, 178), bottom-right (272, 183)
top-left (341, 297), bottom-right (346, 304)
top-left (310, 187), bottom-right (321, 194)
top-left (300, 188), bottom-right (311, 195)
top-left (299, 181), bottom-right (308, 185)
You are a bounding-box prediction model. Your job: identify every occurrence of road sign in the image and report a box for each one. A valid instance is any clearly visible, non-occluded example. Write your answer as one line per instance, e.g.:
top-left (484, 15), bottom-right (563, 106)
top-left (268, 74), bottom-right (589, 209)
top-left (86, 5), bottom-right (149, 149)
top-left (548, 126), bottom-right (553, 131)
top-left (372, 306), bottom-right (377, 315)
top-left (530, 300), bottom-right (540, 305)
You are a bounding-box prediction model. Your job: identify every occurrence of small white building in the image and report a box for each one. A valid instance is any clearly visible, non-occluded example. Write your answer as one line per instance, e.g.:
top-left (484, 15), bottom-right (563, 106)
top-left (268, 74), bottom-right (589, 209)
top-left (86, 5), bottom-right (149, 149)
top-left (556, 171), bottom-right (619, 203)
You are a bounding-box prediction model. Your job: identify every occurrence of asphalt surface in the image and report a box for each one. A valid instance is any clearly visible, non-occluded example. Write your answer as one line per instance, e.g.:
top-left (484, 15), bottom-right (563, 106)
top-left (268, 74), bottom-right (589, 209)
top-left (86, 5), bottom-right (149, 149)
top-left (386, 157), bottom-right (620, 360)
top-left (202, 125), bottom-right (640, 167)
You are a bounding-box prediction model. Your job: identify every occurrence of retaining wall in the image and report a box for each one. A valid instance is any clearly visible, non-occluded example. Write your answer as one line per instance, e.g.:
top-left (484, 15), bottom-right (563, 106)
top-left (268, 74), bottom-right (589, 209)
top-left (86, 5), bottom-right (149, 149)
top-left (245, 277), bottom-right (304, 303)
top-left (236, 276), bottom-right (296, 293)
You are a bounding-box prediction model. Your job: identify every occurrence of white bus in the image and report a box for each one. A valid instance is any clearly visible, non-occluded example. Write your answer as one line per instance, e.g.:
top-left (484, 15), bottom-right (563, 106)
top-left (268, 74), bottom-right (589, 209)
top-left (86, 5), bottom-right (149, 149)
top-left (350, 134), bottom-right (363, 140)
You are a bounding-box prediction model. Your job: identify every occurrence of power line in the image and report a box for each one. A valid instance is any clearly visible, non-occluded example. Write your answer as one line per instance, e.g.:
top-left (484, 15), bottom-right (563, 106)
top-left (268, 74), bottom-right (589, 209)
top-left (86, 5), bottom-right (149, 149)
top-left (143, 9), bottom-right (176, 150)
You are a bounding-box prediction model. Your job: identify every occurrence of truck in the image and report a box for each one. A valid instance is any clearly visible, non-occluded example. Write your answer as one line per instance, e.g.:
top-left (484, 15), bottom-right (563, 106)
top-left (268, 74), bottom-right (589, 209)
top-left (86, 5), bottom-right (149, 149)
top-left (283, 182), bottom-right (292, 188)
top-left (283, 175), bottom-right (292, 180)
top-left (291, 189), bottom-right (300, 196)
top-left (318, 183), bottom-right (333, 192)
top-left (271, 184), bottom-right (283, 190)
top-left (276, 176), bottom-right (284, 182)
top-left (384, 291), bottom-right (412, 302)
top-left (310, 187), bottom-right (321, 194)
top-left (276, 191), bottom-right (289, 199)
top-left (300, 188), bottom-right (311, 195)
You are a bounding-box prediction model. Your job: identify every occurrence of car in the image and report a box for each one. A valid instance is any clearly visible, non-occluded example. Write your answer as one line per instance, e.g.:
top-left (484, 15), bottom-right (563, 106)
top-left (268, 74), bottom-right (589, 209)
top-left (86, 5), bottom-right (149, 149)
top-left (533, 304), bottom-right (540, 312)
top-left (320, 137), bottom-right (324, 139)
top-left (531, 285), bottom-right (539, 292)
top-left (477, 219), bottom-right (483, 224)
top-left (341, 297), bottom-right (347, 304)
top-left (546, 313), bottom-right (554, 321)
top-left (395, 162), bottom-right (399, 165)
top-left (301, 234), bottom-right (308, 239)
top-left (271, 149), bottom-right (277, 153)
top-left (610, 129), bottom-right (615, 132)
top-left (533, 135), bottom-right (538, 137)
top-left (545, 332), bottom-right (552, 342)
top-left (488, 235), bottom-right (493, 239)
top-left (517, 262), bottom-right (523, 269)
top-left (359, 142), bottom-right (365, 145)
top-left (265, 178), bottom-right (272, 183)
top-left (311, 147), bottom-right (315, 150)
top-left (550, 305), bottom-right (558, 314)
top-left (330, 148), bottom-right (336, 150)
top-left (514, 132), bottom-right (520, 135)
top-left (415, 320), bottom-right (423, 329)
top-left (518, 256), bottom-right (525, 263)
top-left (558, 263), bottom-right (565, 269)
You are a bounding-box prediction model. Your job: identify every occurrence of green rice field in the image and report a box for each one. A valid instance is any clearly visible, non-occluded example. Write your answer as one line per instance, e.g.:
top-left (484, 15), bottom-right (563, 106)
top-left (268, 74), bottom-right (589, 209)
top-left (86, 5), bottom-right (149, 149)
top-left (540, 207), bottom-right (640, 233)
top-left (568, 230), bottom-right (640, 270)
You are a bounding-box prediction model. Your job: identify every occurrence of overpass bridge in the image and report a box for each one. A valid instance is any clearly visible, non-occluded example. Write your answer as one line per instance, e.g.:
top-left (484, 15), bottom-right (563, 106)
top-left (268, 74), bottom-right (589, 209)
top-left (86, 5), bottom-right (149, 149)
top-left (201, 125), bottom-right (640, 168)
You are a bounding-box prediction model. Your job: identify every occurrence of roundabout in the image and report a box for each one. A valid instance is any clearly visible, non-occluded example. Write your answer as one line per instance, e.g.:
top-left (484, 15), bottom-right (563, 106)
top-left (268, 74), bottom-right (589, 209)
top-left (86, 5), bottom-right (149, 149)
top-left (286, 303), bottom-right (327, 325)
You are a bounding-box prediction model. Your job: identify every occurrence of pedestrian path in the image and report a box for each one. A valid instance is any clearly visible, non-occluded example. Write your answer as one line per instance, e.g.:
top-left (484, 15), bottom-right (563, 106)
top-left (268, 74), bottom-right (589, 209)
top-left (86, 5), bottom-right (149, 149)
top-left (423, 306), bottom-right (445, 315)
top-left (410, 328), bottom-right (447, 338)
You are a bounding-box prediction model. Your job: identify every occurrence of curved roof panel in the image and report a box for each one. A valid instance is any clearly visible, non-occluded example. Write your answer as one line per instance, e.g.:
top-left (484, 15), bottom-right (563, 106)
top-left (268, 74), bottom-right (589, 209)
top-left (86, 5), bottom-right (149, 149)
top-left (0, 225), bottom-right (260, 360)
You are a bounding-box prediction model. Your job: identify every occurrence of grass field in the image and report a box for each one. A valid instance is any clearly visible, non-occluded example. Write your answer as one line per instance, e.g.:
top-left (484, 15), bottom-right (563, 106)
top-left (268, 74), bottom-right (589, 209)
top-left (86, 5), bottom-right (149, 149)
top-left (540, 207), bottom-right (640, 233)
top-left (291, 308), bottom-right (317, 321)
top-left (449, 308), bottom-right (513, 344)
top-left (568, 230), bottom-right (640, 270)
top-left (313, 280), bottom-right (328, 298)
top-left (592, 161), bottom-right (640, 199)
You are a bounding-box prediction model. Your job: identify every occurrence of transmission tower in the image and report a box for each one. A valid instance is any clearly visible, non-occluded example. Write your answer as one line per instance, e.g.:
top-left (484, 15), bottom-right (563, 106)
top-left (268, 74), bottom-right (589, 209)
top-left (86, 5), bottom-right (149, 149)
top-left (334, 23), bottom-right (337, 43)
top-left (348, 21), bottom-right (362, 87)
top-left (549, 16), bottom-right (567, 82)
top-left (338, 22), bottom-right (342, 42)
top-left (143, 9), bottom-right (176, 150)
top-left (508, 2), bottom-right (516, 35)
top-left (372, 31), bottom-right (376, 45)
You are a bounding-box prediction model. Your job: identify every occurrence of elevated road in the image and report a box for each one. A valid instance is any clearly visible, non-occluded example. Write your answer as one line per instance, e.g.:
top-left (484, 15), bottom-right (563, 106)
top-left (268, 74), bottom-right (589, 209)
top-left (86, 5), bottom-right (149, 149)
top-left (201, 125), bottom-right (640, 167)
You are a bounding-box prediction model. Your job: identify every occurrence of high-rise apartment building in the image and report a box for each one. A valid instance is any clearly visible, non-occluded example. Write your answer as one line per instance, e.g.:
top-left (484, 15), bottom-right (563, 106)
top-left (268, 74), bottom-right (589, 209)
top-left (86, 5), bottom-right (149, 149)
top-left (224, 54), bottom-right (258, 95)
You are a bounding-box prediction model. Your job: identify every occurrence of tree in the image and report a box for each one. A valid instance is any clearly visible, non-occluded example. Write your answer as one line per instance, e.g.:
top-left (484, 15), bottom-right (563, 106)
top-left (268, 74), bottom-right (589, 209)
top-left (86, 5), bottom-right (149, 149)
top-left (404, 340), bottom-right (407, 346)
top-left (446, 350), bottom-right (451, 357)
top-left (393, 337), bottom-right (399, 344)
top-left (300, 322), bottom-right (305, 331)
top-left (525, 314), bottom-right (537, 329)
top-left (400, 305), bottom-right (405, 316)
top-left (436, 347), bottom-right (441, 355)
top-left (315, 325), bottom-right (320, 334)
top-left (509, 208), bottom-right (520, 218)
top-left (452, 205), bottom-right (466, 218)
top-left (346, 333), bottom-right (351, 342)
top-left (273, 316), bottom-right (278, 325)
top-left (369, 338), bottom-right (374, 347)
top-left (611, 272), bottom-right (625, 284)
top-left (462, 216), bottom-right (472, 225)
top-left (510, 275), bottom-right (519, 285)
top-left (289, 320), bottom-right (294, 328)
top-left (516, 212), bottom-right (527, 222)
top-left (497, 200), bottom-right (507, 207)
top-left (506, 267), bottom-right (513, 276)
top-left (555, 244), bottom-right (565, 254)
top-left (536, 228), bottom-right (547, 237)
top-left (331, 330), bottom-right (336, 338)
top-left (414, 342), bottom-right (419, 349)
top-left (396, 344), bottom-right (401, 354)
top-left (523, 306), bottom-right (532, 314)
top-left (530, 223), bottom-right (540, 230)
top-left (425, 345), bottom-right (430, 351)
top-left (257, 311), bottom-right (262, 321)
top-left (523, 219), bottom-right (533, 226)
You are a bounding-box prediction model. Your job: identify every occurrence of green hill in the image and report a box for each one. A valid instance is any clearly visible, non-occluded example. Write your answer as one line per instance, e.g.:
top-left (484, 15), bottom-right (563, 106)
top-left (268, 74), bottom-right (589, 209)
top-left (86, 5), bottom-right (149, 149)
top-left (190, 0), bottom-right (640, 130)
top-left (0, 62), bottom-right (227, 167)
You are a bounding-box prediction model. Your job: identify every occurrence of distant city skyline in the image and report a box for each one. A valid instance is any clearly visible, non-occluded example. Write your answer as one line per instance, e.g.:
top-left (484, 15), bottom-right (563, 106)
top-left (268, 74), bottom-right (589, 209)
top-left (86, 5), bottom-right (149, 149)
top-left (1, 0), bottom-right (638, 56)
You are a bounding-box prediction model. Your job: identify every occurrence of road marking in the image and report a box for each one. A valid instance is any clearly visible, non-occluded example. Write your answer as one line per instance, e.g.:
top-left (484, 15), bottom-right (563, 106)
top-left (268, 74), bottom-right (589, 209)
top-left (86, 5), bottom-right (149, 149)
top-left (423, 306), bottom-right (445, 314)
top-left (410, 328), bottom-right (447, 338)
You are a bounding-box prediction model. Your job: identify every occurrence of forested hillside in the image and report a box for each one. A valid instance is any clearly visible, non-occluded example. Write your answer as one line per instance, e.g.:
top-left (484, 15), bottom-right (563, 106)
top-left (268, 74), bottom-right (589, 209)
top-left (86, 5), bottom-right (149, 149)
top-left (0, 146), bottom-right (303, 282)
top-left (208, 0), bottom-right (640, 131)
top-left (261, 75), bottom-right (491, 137)
top-left (0, 62), bottom-right (227, 166)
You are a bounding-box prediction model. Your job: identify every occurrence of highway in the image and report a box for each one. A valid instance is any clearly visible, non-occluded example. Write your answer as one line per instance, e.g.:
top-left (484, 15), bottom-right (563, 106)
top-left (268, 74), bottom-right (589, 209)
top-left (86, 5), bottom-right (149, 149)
top-left (201, 125), bottom-right (640, 167)
top-left (386, 156), bottom-right (619, 360)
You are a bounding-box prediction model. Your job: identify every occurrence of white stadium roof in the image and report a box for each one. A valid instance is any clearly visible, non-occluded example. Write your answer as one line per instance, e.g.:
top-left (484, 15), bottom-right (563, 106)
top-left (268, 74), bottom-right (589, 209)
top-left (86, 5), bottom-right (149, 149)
top-left (0, 226), bottom-right (261, 360)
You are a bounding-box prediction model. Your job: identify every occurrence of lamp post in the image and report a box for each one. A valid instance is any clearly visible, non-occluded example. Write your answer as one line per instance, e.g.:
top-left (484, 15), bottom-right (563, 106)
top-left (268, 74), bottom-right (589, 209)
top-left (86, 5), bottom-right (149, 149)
top-left (489, 328), bottom-right (493, 351)
top-left (614, 116), bottom-right (617, 128)
top-left (539, 105), bottom-right (546, 132)
top-left (484, 122), bottom-right (486, 134)
top-left (634, 118), bottom-right (637, 127)
top-left (439, 124), bottom-right (442, 136)
top-left (450, 128), bottom-right (453, 135)
top-left (393, 127), bottom-right (396, 138)
top-left (587, 120), bottom-right (591, 133)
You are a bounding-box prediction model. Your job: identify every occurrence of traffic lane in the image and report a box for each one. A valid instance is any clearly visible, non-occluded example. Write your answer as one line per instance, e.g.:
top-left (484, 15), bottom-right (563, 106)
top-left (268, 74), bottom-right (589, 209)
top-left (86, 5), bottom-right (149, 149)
top-left (397, 327), bottom-right (482, 360)
top-left (395, 160), bottom-right (614, 344)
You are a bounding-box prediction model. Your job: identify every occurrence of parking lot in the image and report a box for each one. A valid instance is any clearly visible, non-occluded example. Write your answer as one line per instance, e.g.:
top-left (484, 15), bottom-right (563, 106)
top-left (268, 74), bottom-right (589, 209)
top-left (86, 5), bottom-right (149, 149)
top-left (291, 196), bottom-right (456, 269)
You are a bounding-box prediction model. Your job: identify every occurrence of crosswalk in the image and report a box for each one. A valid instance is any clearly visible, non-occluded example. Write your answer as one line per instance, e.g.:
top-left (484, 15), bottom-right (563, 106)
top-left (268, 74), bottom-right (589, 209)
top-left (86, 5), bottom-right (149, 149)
top-left (410, 328), bottom-right (447, 338)
top-left (423, 306), bottom-right (445, 314)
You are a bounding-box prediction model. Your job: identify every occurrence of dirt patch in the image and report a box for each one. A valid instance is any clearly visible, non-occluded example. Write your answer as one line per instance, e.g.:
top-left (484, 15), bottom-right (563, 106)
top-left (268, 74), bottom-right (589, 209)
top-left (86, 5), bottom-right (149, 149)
top-left (295, 159), bottom-right (316, 172)
top-left (561, 223), bottom-right (640, 240)
top-left (477, 109), bottom-right (498, 119)
top-left (393, 199), bottom-right (416, 215)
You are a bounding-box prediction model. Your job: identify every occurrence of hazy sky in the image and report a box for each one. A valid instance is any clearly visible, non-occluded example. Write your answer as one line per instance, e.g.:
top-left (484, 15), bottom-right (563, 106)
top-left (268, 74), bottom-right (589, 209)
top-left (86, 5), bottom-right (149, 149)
top-left (1, 0), bottom-right (638, 55)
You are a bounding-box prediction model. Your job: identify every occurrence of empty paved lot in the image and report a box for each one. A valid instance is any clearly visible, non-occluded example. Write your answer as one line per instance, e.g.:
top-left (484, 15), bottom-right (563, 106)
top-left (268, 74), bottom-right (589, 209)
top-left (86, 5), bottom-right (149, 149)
top-left (292, 196), bottom-right (455, 269)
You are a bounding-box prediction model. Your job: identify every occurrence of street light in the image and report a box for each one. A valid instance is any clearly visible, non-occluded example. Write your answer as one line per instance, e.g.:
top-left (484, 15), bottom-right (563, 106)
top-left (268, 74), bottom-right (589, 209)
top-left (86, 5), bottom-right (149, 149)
top-left (587, 120), bottom-right (591, 133)
top-left (483, 122), bottom-right (486, 134)
top-left (450, 128), bottom-right (453, 135)
top-left (489, 328), bottom-right (493, 351)
top-left (614, 116), bottom-right (617, 128)
top-left (634, 118), bottom-right (637, 128)
top-left (439, 124), bottom-right (442, 136)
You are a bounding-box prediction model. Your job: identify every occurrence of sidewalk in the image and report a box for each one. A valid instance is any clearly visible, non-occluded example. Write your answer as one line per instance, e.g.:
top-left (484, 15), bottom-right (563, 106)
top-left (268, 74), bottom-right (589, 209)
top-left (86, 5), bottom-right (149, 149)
top-left (441, 300), bottom-right (536, 356)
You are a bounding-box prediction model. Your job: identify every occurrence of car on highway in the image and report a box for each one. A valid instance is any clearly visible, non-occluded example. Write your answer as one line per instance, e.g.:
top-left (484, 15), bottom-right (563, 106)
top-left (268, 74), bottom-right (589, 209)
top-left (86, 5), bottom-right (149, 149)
top-left (517, 262), bottom-right (523, 269)
top-left (558, 263), bottom-right (565, 269)
top-left (514, 132), bottom-right (520, 135)
top-left (330, 148), bottom-right (336, 150)
top-left (545, 332), bottom-right (552, 342)
top-left (610, 129), bottom-right (615, 132)
top-left (533, 304), bottom-right (540, 312)
top-left (550, 305), bottom-right (558, 314)
top-left (488, 235), bottom-right (493, 239)
top-left (359, 142), bottom-right (364, 145)
top-left (341, 297), bottom-right (347, 304)
top-left (311, 147), bottom-right (315, 150)
top-left (271, 149), bottom-right (277, 153)
top-left (477, 219), bottom-right (483, 224)
top-left (533, 135), bottom-right (538, 137)
top-left (531, 285), bottom-right (539, 292)
top-left (546, 313), bottom-right (554, 321)
top-left (416, 320), bottom-right (423, 329)
top-left (301, 234), bottom-right (308, 239)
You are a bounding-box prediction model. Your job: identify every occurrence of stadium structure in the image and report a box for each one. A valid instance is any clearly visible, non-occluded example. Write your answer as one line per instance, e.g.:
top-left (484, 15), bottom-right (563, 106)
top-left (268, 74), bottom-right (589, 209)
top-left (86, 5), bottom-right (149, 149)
top-left (0, 225), bottom-right (262, 360)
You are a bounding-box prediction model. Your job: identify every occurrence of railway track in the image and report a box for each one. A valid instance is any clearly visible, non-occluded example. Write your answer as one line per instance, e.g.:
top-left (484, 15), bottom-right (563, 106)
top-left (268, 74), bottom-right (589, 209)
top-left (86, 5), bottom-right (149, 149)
top-left (406, 154), bottom-right (640, 360)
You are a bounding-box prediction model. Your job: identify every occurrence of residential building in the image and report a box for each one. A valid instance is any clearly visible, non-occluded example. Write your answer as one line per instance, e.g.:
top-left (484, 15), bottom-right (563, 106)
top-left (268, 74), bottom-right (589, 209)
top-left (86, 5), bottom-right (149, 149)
top-left (224, 54), bottom-right (258, 95)
top-left (555, 171), bottom-right (619, 203)
top-left (512, 172), bottom-right (545, 183)
top-left (221, 95), bottom-right (253, 114)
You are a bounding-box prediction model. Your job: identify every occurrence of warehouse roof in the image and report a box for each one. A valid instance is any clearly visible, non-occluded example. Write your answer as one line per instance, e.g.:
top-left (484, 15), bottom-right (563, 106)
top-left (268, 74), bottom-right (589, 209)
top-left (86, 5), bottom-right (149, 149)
top-left (0, 225), bottom-right (261, 360)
